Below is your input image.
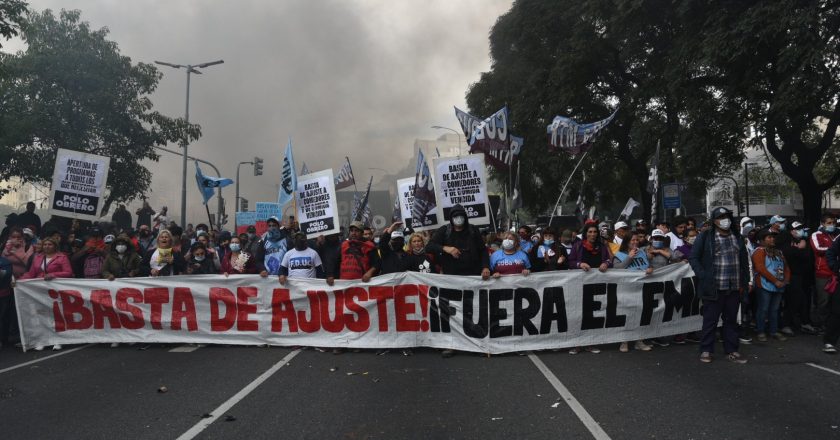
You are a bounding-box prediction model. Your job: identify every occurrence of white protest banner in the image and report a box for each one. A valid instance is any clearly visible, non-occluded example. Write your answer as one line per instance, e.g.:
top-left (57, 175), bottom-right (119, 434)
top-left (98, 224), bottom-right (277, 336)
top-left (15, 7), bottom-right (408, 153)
top-left (48, 148), bottom-right (111, 221)
top-left (397, 177), bottom-right (422, 230)
top-left (295, 169), bottom-right (340, 237)
top-left (433, 154), bottom-right (490, 225)
top-left (255, 202), bottom-right (282, 221)
top-left (14, 265), bottom-right (701, 353)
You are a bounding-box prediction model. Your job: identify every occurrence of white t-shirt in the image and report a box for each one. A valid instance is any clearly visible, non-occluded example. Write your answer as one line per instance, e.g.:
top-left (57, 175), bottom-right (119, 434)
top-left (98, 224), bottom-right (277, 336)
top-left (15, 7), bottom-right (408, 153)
top-left (280, 248), bottom-right (322, 279)
top-left (667, 231), bottom-right (684, 251)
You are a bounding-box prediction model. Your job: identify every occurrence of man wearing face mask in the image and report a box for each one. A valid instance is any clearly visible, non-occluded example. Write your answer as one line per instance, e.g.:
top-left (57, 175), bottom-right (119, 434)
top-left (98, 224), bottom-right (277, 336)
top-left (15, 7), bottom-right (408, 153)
top-left (244, 225), bottom-right (260, 257)
top-left (768, 215), bottom-right (790, 249)
top-left (256, 217), bottom-right (289, 278)
top-left (278, 232), bottom-right (324, 285)
top-left (102, 234), bottom-right (141, 281)
top-left (427, 204), bottom-right (491, 280)
top-left (689, 207), bottom-right (750, 364)
top-left (810, 214), bottom-right (838, 334)
top-left (377, 222), bottom-right (408, 275)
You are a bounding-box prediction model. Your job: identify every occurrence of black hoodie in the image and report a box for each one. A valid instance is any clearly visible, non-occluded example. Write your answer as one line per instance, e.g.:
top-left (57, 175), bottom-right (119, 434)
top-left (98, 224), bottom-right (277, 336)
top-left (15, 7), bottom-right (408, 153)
top-left (427, 204), bottom-right (489, 275)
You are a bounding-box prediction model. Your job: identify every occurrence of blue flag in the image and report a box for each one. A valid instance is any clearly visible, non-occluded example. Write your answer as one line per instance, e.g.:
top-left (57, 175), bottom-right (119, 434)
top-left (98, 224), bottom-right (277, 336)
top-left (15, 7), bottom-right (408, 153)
top-left (194, 162), bottom-right (233, 205)
top-left (278, 137), bottom-right (297, 207)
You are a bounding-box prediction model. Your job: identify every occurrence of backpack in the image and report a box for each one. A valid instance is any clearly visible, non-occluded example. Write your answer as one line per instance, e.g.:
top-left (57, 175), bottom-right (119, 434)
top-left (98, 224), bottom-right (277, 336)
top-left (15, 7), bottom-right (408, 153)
top-left (83, 254), bottom-right (105, 278)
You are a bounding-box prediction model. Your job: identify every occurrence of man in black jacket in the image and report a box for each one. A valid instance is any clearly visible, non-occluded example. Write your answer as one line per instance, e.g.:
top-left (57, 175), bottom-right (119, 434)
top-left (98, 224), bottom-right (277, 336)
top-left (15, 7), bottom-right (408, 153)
top-left (427, 204), bottom-right (491, 279)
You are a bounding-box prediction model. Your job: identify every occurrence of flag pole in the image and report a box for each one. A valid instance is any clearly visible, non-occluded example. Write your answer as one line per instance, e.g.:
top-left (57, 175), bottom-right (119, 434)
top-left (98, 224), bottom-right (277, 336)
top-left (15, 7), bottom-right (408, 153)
top-left (205, 204), bottom-right (215, 231)
top-left (548, 151), bottom-right (589, 226)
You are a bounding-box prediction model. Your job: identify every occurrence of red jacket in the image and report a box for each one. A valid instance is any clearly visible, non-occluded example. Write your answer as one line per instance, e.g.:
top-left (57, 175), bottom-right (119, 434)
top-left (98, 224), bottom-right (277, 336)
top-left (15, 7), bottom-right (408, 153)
top-left (340, 239), bottom-right (376, 280)
top-left (810, 230), bottom-right (837, 279)
top-left (20, 253), bottom-right (74, 279)
top-left (221, 250), bottom-right (257, 274)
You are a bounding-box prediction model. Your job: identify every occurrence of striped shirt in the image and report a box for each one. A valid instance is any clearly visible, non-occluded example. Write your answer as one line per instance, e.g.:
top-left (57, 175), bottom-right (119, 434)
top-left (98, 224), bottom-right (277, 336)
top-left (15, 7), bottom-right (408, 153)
top-left (713, 231), bottom-right (741, 291)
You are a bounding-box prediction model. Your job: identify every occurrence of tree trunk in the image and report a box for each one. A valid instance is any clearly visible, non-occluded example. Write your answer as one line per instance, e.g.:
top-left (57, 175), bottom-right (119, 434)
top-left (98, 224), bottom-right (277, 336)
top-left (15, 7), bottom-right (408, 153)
top-left (798, 180), bottom-right (824, 229)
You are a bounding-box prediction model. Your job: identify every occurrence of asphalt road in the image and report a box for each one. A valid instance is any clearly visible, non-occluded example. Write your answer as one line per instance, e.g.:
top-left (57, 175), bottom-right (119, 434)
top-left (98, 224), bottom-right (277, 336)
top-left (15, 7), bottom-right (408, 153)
top-left (1, 334), bottom-right (839, 440)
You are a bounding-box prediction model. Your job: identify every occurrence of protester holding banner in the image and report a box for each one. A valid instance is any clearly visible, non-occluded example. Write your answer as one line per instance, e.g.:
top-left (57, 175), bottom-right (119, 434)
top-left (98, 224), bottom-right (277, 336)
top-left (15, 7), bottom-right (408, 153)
top-left (378, 222), bottom-right (408, 275)
top-left (689, 207), bottom-right (750, 364)
top-left (101, 234), bottom-right (141, 280)
top-left (531, 228), bottom-right (568, 272)
top-left (427, 204), bottom-right (491, 279)
top-left (404, 232), bottom-right (439, 274)
top-left (185, 243), bottom-right (218, 275)
top-left (72, 228), bottom-right (108, 279)
top-left (336, 221), bottom-right (378, 284)
top-left (611, 233), bottom-right (654, 353)
top-left (489, 232), bottom-right (531, 277)
top-left (141, 229), bottom-right (186, 277)
top-left (256, 217), bottom-right (289, 278)
top-left (19, 237), bottom-right (73, 281)
top-left (221, 236), bottom-right (257, 276)
top-left (278, 232), bottom-right (324, 284)
top-left (2, 228), bottom-right (33, 283)
top-left (568, 224), bottom-right (612, 272)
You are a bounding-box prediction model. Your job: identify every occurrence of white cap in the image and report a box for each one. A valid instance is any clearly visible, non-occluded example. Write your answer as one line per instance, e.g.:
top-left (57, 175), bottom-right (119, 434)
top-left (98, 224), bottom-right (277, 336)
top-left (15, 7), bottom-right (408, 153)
top-left (740, 217), bottom-right (753, 227)
top-left (614, 221), bottom-right (629, 229)
top-left (390, 230), bottom-right (404, 239)
top-left (22, 228), bottom-right (34, 237)
top-left (104, 234), bottom-right (116, 243)
top-left (651, 229), bottom-right (666, 237)
top-left (791, 221), bottom-right (804, 229)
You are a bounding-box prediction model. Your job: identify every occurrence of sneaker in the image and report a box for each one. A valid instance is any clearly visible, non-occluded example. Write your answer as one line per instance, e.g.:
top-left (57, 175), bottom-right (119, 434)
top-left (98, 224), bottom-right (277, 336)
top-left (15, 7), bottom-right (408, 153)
top-left (780, 327), bottom-right (795, 336)
top-left (772, 333), bottom-right (788, 342)
top-left (801, 324), bottom-right (817, 335)
top-left (52, 344), bottom-right (62, 351)
top-left (823, 344), bottom-right (838, 354)
top-left (619, 342), bottom-right (629, 353)
top-left (441, 349), bottom-right (455, 358)
top-left (700, 351), bottom-right (712, 363)
top-left (650, 338), bottom-right (670, 347)
top-left (727, 352), bottom-right (748, 364)
top-left (34, 345), bottom-right (44, 351)
top-left (634, 340), bottom-right (653, 351)
top-left (585, 346), bottom-right (601, 354)
top-left (756, 333), bottom-right (768, 342)
top-left (739, 335), bottom-right (753, 344)
top-left (110, 343), bottom-right (119, 348)
top-left (568, 347), bottom-right (579, 355)
top-left (672, 335), bottom-right (686, 345)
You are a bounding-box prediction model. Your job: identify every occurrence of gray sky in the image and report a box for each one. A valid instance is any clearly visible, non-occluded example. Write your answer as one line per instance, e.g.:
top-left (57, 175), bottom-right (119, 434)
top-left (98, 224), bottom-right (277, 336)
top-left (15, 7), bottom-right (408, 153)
top-left (4, 0), bottom-right (513, 224)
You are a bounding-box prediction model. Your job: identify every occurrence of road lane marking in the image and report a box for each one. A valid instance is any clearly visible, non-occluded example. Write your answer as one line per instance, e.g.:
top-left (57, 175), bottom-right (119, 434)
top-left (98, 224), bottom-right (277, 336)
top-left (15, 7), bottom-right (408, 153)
top-left (169, 345), bottom-right (202, 353)
top-left (806, 362), bottom-right (840, 377)
top-left (176, 349), bottom-right (301, 440)
top-left (528, 353), bottom-right (612, 440)
top-left (0, 344), bottom-right (93, 375)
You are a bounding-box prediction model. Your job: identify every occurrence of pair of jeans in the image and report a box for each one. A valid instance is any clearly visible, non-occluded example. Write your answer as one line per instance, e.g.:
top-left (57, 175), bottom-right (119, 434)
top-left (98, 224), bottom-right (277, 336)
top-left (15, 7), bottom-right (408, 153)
top-left (701, 290), bottom-right (740, 354)
top-left (756, 287), bottom-right (783, 335)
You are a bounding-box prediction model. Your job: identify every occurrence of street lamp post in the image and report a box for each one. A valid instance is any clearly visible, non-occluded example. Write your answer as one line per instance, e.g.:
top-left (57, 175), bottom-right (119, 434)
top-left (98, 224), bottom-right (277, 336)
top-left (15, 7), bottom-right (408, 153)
top-left (234, 160), bottom-right (255, 230)
top-left (154, 59), bottom-right (224, 228)
top-left (431, 126), bottom-right (465, 157)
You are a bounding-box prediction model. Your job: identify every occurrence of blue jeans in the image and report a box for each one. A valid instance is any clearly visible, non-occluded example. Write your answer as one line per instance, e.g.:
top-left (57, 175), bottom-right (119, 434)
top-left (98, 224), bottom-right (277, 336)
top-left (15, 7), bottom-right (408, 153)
top-left (756, 288), bottom-right (783, 334)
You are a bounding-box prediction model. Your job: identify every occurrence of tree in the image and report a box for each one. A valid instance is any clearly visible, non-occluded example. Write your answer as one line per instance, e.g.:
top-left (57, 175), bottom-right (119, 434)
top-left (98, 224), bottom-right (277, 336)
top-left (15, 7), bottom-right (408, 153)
top-left (694, 0), bottom-right (840, 227)
top-left (467, 1), bottom-right (747, 222)
top-left (0, 0), bottom-right (27, 47)
top-left (0, 9), bottom-right (200, 216)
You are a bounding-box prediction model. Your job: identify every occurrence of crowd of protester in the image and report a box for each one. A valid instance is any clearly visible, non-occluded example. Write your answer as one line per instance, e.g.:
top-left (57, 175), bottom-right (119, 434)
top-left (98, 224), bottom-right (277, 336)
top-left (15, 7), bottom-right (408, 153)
top-left (1, 200), bottom-right (839, 362)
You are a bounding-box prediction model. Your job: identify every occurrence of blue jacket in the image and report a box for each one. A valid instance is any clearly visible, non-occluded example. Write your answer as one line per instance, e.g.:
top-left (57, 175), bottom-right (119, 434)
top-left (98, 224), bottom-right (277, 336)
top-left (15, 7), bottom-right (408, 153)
top-left (688, 228), bottom-right (750, 301)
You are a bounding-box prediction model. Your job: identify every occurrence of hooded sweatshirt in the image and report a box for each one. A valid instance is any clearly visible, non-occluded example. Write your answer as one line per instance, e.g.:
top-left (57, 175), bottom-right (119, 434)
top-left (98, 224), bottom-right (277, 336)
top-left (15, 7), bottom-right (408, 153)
top-left (102, 235), bottom-right (142, 278)
top-left (426, 204), bottom-right (490, 276)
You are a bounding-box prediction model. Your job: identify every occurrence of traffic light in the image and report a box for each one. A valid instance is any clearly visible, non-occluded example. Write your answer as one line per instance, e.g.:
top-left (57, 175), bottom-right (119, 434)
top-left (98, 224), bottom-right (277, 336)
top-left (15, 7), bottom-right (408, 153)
top-left (253, 157), bottom-right (263, 176)
top-left (240, 197), bottom-right (249, 212)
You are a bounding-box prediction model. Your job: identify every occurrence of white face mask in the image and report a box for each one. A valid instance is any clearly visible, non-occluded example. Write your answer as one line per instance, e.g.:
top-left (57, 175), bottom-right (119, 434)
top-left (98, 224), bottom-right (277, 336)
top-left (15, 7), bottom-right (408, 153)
top-left (115, 244), bottom-right (128, 254)
top-left (452, 216), bottom-right (466, 227)
top-left (717, 218), bottom-right (732, 230)
top-left (502, 239), bottom-right (515, 250)
top-left (194, 255), bottom-right (206, 262)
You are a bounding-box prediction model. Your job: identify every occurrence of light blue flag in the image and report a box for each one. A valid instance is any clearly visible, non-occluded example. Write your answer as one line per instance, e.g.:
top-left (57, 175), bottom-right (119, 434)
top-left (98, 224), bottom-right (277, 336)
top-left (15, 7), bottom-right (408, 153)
top-left (195, 162), bottom-right (233, 205)
top-left (278, 137), bottom-right (297, 207)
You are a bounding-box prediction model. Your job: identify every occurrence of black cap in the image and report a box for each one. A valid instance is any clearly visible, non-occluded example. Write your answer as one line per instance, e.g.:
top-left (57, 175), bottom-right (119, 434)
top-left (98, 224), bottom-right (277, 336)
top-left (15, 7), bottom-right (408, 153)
top-left (710, 207), bottom-right (733, 220)
top-left (757, 228), bottom-right (778, 241)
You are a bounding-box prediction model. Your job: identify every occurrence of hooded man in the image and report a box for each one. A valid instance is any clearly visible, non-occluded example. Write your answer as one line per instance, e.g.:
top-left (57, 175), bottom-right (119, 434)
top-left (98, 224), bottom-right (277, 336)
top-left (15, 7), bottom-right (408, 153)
top-left (378, 222), bottom-right (408, 274)
top-left (427, 204), bottom-right (491, 279)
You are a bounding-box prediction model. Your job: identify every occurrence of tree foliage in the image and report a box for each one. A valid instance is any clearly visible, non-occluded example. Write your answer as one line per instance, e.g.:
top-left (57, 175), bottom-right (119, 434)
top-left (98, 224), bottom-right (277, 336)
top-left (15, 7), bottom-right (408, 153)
top-left (0, 0), bottom-right (27, 47)
top-left (0, 9), bottom-right (200, 215)
top-left (468, 0), bottom-right (840, 226)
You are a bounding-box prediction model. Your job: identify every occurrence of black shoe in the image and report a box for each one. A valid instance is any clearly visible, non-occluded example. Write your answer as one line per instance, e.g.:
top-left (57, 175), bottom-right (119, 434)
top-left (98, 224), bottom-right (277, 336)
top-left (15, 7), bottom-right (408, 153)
top-left (650, 338), bottom-right (670, 347)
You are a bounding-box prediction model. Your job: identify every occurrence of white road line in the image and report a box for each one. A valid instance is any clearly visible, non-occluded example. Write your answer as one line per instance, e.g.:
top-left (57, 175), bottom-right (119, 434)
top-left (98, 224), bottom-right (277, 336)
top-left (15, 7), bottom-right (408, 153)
top-left (169, 345), bottom-right (202, 353)
top-left (806, 362), bottom-right (840, 377)
top-left (0, 344), bottom-right (93, 375)
top-left (176, 349), bottom-right (301, 440)
top-left (528, 353), bottom-right (612, 440)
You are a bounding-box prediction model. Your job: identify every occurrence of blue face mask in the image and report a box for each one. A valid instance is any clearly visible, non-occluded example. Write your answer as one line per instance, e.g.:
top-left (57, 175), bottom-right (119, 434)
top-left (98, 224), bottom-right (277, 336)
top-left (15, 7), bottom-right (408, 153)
top-left (544, 239), bottom-right (554, 246)
top-left (778, 224), bottom-right (786, 231)
top-left (652, 241), bottom-right (665, 249)
top-left (267, 227), bottom-right (281, 240)
top-left (825, 225), bottom-right (836, 233)
top-left (798, 230), bottom-right (807, 238)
